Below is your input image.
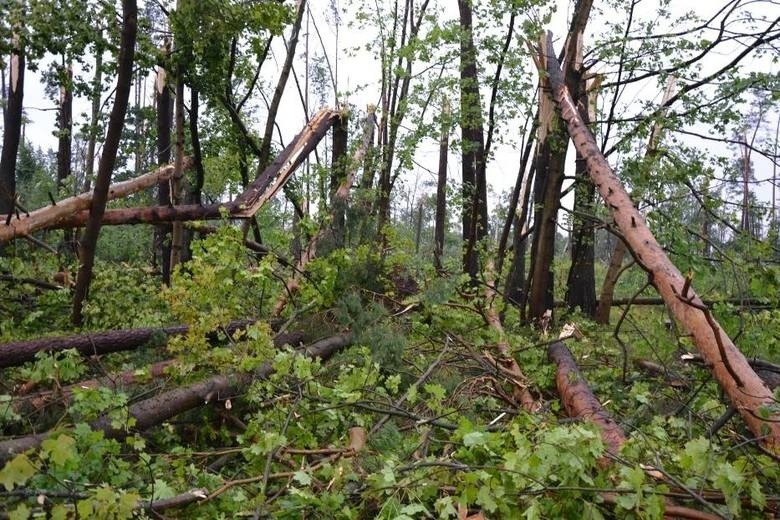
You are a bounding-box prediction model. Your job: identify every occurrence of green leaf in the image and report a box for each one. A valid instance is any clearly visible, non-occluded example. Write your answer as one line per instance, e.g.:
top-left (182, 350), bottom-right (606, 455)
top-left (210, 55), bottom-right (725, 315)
top-left (0, 454), bottom-right (37, 491)
top-left (8, 503), bottom-right (30, 520)
top-left (293, 470), bottom-right (312, 486)
top-left (41, 434), bottom-right (76, 466)
top-left (463, 431), bottom-right (488, 447)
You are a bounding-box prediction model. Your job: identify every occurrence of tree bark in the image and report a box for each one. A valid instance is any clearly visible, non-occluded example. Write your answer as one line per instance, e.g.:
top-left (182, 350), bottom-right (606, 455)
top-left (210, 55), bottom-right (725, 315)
top-left (433, 100), bottom-right (450, 273)
top-left (56, 61), bottom-right (73, 189)
top-left (0, 334), bottom-right (352, 463)
top-left (0, 318), bottom-right (265, 369)
top-left (457, 0), bottom-right (488, 281)
top-left (541, 31), bottom-right (780, 451)
top-left (15, 331), bottom-right (305, 411)
top-left (0, 27), bottom-right (25, 224)
top-left (565, 76), bottom-right (597, 317)
top-left (169, 73), bottom-right (186, 273)
top-left (155, 42), bottom-right (173, 284)
top-left (527, 0), bottom-right (593, 324)
top-left (329, 110), bottom-right (349, 248)
top-left (548, 341), bottom-right (626, 456)
top-left (83, 37), bottom-right (103, 194)
top-left (0, 162), bottom-right (188, 242)
top-left (71, 0), bottom-right (137, 325)
top-left (595, 239), bottom-right (627, 324)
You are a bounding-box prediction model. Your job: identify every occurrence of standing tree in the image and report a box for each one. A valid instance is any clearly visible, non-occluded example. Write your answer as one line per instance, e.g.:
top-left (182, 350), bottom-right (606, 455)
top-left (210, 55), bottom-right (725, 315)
top-left (71, 0), bottom-right (138, 325)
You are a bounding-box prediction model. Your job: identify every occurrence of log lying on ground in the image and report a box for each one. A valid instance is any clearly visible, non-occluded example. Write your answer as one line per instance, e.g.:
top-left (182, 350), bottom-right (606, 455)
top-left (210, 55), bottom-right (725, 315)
top-left (0, 319), bottom-right (258, 369)
top-left (0, 333), bottom-right (352, 463)
top-left (15, 330), bottom-right (305, 411)
top-left (541, 32), bottom-right (780, 451)
top-left (681, 354), bottom-right (780, 390)
top-left (548, 341), bottom-right (626, 456)
top-left (49, 109), bottom-right (340, 230)
top-left (0, 159), bottom-right (192, 242)
top-left (557, 297), bottom-right (774, 308)
top-left (484, 264), bottom-right (538, 412)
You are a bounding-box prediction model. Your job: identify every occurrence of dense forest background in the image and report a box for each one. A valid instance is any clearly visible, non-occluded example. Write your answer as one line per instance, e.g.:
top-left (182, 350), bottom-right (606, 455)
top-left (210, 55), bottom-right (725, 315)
top-left (0, 0), bottom-right (779, 518)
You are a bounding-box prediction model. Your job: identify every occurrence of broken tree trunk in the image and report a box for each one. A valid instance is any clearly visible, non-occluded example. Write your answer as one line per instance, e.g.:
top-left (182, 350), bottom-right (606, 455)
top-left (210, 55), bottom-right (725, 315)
top-left (541, 31), bottom-right (780, 451)
top-left (15, 330), bottom-right (305, 411)
top-left (0, 333), bottom-right (352, 463)
top-left (0, 160), bottom-right (191, 242)
top-left (0, 318), bottom-right (287, 369)
top-left (484, 262), bottom-right (538, 412)
top-left (22, 109), bottom-right (339, 231)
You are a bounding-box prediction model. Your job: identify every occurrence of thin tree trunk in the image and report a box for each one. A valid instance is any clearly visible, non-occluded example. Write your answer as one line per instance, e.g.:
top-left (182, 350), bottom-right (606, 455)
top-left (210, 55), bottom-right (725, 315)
top-left (565, 76), bottom-right (597, 317)
top-left (0, 27), bottom-right (25, 224)
top-left (83, 40), bottom-right (103, 194)
top-left (329, 110), bottom-right (348, 248)
top-left (57, 60), bottom-right (75, 252)
top-left (56, 61), bottom-right (73, 189)
top-left (414, 201), bottom-right (423, 254)
top-left (595, 76), bottom-right (676, 323)
top-left (189, 88), bottom-right (204, 206)
top-left (541, 31), bottom-right (780, 451)
top-left (595, 239), bottom-right (626, 324)
top-left (169, 74), bottom-right (185, 272)
top-left (257, 0), bottom-right (307, 171)
top-left (71, 0), bottom-right (137, 325)
top-left (433, 100), bottom-right (450, 273)
top-left (457, 0), bottom-right (488, 281)
top-left (155, 41), bottom-right (172, 284)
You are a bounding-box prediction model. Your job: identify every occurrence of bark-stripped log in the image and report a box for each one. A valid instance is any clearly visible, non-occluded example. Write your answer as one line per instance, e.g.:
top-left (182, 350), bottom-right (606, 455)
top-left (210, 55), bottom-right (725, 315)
top-left (540, 32), bottom-right (780, 451)
top-left (50, 109), bottom-right (339, 229)
top-left (0, 319), bottom-right (288, 369)
top-left (484, 264), bottom-right (538, 412)
top-left (0, 333), bottom-right (352, 462)
top-left (0, 160), bottom-right (191, 242)
top-left (548, 341), bottom-right (626, 456)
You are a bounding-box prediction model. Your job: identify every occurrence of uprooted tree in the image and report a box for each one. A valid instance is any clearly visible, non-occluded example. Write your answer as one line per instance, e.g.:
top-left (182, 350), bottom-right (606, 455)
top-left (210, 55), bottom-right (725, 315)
top-left (1, 0), bottom-right (779, 518)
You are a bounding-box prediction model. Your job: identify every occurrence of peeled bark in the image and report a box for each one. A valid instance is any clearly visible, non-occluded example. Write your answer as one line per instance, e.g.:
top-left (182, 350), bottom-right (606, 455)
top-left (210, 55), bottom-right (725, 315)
top-left (548, 341), bottom-right (626, 455)
top-left (29, 110), bottom-right (338, 231)
top-left (169, 74), bottom-right (186, 272)
top-left (0, 161), bottom-right (189, 242)
top-left (541, 32), bottom-right (780, 451)
top-left (0, 333), bottom-right (352, 463)
top-left (71, 0), bottom-right (137, 325)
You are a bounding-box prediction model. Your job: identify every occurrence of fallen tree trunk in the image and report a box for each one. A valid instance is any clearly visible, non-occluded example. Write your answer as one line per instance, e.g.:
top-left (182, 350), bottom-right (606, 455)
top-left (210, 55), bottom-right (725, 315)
top-left (15, 109), bottom-right (340, 232)
top-left (0, 159), bottom-right (192, 242)
top-left (541, 32), bottom-right (780, 451)
top-left (548, 341), bottom-right (626, 456)
top-left (0, 319), bottom-right (286, 369)
top-left (484, 263), bottom-right (538, 412)
top-left (0, 333), bottom-right (352, 463)
top-left (15, 330), bottom-right (305, 411)
top-left (560, 297), bottom-right (774, 309)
